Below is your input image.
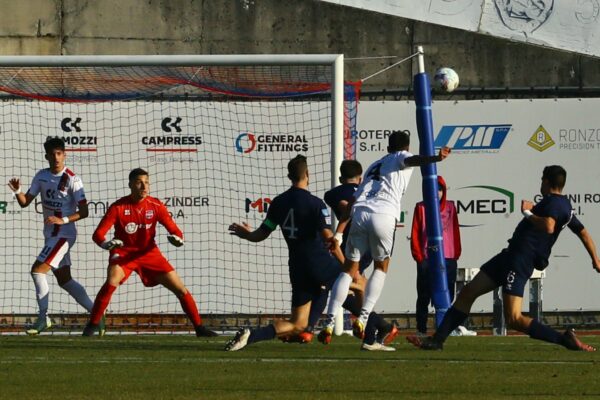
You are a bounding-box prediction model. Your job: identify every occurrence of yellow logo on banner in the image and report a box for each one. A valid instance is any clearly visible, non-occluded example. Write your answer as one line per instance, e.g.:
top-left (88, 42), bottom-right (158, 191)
top-left (527, 125), bottom-right (555, 152)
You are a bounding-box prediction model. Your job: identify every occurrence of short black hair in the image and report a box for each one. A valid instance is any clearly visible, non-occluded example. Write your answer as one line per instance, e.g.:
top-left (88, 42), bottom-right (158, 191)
top-left (340, 159), bottom-right (362, 180)
top-left (129, 168), bottom-right (149, 182)
top-left (44, 137), bottom-right (65, 153)
top-left (388, 130), bottom-right (410, 152)
top-left (287, 155), bottom-right (308, 183)
top-left (542, 165), bottom-right (567, 190)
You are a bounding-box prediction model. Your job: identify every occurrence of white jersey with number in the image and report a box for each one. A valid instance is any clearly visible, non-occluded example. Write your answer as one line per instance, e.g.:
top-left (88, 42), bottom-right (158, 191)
top-left (27, 167), bottom-right (87, 239)
top-left (353, 150), bottom-right (414, 219)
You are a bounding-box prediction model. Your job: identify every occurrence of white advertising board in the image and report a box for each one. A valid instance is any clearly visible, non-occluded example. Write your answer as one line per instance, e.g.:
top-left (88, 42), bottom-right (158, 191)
top-left (0, 101), bottom-right (332, 315)
top-left (355, 99), bottom-right (600, 312)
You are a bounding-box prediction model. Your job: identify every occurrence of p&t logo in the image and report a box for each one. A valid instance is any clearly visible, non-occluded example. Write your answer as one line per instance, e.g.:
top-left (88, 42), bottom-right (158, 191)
top-left (236, 133), bottom-right (257, 154)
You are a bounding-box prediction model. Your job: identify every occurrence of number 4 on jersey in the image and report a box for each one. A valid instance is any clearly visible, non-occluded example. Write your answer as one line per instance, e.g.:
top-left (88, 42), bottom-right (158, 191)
top-left (282, 209), bottom-right (298, 239)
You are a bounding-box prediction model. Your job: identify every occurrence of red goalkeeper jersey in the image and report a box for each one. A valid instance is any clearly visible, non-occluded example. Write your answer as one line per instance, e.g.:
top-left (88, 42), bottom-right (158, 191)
top-left (92, 195), bottom-right (183, 252)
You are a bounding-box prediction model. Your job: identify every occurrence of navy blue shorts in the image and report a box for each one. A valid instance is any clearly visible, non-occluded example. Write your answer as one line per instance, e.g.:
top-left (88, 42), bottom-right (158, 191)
top-left (289, 255), bottom-right (342, 308)
top-left (479, 249), bottom-right (535, 297)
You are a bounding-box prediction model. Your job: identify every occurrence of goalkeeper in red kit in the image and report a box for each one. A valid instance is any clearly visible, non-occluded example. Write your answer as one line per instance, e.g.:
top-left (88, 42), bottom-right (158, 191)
top-left (82, 168), bottom-right (217, 337)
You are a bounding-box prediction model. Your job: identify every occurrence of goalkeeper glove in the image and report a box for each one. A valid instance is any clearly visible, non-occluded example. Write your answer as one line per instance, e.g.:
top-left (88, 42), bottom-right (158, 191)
top-left (100, 239), bottom-right (124, 250)
top-left (167, 234), bottom-right (184, 247)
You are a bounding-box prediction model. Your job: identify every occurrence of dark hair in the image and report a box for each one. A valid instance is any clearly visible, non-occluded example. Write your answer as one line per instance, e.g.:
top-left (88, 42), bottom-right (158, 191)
top-left (287, 155), bottom-right (308, 183)
top-left (542, 165), bottom-right (567, 190)
top-left (44, 137), bottom-right (66, 153)
top-left (340, 159), bottom-right (362, 180)
top-left (129, 168), bottom-right (149, 182)
top-left (388, 130), bottom-right (410, 152)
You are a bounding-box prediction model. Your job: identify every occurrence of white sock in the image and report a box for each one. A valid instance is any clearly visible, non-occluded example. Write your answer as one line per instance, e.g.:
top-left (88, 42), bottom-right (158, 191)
top-left (325, 272), bottom-right (353, 328)
top-left (62, 279), bottom-right (94, 312)
top-left (31, 272), bottom-right (49, 319)
top-left (359, 269), bottom-right (387, 324)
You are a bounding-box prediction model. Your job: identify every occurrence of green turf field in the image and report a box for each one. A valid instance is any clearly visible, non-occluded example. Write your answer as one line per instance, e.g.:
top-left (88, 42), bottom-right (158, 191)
top-left (1, 334), bottom-right (599, 399)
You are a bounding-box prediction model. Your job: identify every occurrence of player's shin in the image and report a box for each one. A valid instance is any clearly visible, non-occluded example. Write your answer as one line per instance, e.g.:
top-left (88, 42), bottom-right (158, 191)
top-left (31, 272), bottom-right (49, 318)
top-left (62, 279), bottom-right (94, 312)
top-left (325, 273), bottom-right (353, 327)
top-left (178, 291), bottom-right (202, 327)
top-left (90, 283), bottom-right (117, 325)
top-left (432, 306), bottom-right (468, 343)
top-left (358, 269), bottom-right (387, 324)
top-left (527, 319), bottom-right (563, 344)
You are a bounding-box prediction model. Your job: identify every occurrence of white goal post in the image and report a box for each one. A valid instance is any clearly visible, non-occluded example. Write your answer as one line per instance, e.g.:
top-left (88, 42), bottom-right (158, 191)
top-left (0, 54), bottom-right (348, 332)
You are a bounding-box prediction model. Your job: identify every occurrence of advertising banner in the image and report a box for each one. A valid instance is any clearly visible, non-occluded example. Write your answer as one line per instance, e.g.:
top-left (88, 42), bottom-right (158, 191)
top-left (355, 99), bottom-right (600, 312)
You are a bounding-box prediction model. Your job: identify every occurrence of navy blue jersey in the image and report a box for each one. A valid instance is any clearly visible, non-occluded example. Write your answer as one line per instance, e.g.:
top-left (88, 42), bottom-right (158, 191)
top-left (507, 194), bottom-right (584, 270)
top-left (260, 186), bottom-right (332, 262)
top-left (324, 183), bottom-right (358, 220)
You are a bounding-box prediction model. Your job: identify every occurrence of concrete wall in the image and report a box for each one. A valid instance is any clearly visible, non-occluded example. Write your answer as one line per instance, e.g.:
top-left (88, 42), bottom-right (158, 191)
top-left (0, 0), bottom-right (597, 91)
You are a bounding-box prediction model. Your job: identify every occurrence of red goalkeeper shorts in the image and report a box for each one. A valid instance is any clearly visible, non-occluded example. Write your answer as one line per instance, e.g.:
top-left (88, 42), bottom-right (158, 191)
top-left (109, 247), bottom-right (174, 287)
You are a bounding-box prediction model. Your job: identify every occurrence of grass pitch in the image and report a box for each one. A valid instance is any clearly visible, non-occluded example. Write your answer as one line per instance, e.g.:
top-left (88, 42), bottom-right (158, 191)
top-left (1, 333), bottom-right (599, 399)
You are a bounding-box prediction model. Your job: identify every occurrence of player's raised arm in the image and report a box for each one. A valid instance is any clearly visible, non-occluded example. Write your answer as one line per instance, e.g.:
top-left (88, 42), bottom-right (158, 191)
top-left (8, 177), bottom-right (35, 208)
top-left (404, 146), bottom-right (451, 167)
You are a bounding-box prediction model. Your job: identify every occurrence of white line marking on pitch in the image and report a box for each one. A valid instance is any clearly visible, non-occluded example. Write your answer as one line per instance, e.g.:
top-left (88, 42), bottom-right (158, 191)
top-left (0, 357), bottom-right (595, 365)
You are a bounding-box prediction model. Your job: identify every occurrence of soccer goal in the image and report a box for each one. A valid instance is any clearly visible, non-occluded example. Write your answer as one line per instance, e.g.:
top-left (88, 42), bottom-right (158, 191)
top-left (0, 55), bottom-right (360, 333)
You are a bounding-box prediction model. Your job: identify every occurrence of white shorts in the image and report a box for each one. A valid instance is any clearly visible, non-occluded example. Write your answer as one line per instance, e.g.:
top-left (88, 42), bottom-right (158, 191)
top-left (37, 237), bottom-right (76, 269)
top-left (345, 209), bottom-right (396, 262)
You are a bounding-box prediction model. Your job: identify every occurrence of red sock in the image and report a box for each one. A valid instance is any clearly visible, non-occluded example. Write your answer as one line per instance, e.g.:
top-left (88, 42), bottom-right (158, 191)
top-left (90, 283), bottom-right (117, 325)
top-left (179, 291), bottom-right (202, 327)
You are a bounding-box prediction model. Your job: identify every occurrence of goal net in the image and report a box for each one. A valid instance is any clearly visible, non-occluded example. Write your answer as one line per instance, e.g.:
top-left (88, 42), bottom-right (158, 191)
top-left (0, 55), bottom-right (360, 332)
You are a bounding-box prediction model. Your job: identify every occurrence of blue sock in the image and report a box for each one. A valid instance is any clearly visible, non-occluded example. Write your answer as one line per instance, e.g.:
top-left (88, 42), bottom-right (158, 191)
top-left (433, 306), bottom-right (468, 343)
top-left (363, 312), bottom-right (381, 345)
top-left (527, 319), bottom-right (563, 344)
top-left (308, 289), bottom-right (329, 328)
top-left (248, 324), bottom-right (276, 344)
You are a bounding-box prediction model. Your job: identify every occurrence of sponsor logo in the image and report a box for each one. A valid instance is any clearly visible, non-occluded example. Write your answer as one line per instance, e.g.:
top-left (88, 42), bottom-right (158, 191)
top-left (556, 128), bottom-right (600, 150)
top-left (236, 133), bottom-right (257, 153)
top-left (456, 185), bottom-right (515, 227)
top-left (50, 116), bottom-right (98, 156)
top-left (125, 222), bottom-right (152, 234)
top-left (245, 197), bottom-right (271, 213)
top-left (350, 129), bottom-right (406, 152)
top-left (527, 125), bottom-right (555, 151)
top-left (125, 222), bottom-right (138, 234)
top-left (235, 132), bottom-right (309, 154)
top-left (143, 117), bottom-right (202, 154)
top-left (163, 196), bottom-right (210, 219)
top-left (434, 124), bottom-right (511, 153)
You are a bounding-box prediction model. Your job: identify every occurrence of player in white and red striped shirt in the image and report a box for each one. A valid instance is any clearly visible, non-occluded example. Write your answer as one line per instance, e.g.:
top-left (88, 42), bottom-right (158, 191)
top-left (82, 168), bottom-right (216, 337)
top-left (8, 137), bottom-right (95, 335)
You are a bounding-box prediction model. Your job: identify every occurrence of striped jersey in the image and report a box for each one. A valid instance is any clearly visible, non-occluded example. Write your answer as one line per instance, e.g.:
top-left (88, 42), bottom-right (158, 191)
top-left (28, 167), bottom-right (86, 239)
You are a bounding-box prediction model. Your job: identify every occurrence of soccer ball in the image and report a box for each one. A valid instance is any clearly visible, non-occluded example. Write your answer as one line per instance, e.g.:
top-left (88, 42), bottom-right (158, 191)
top-left (434, 67), bottom-right (459, 93)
